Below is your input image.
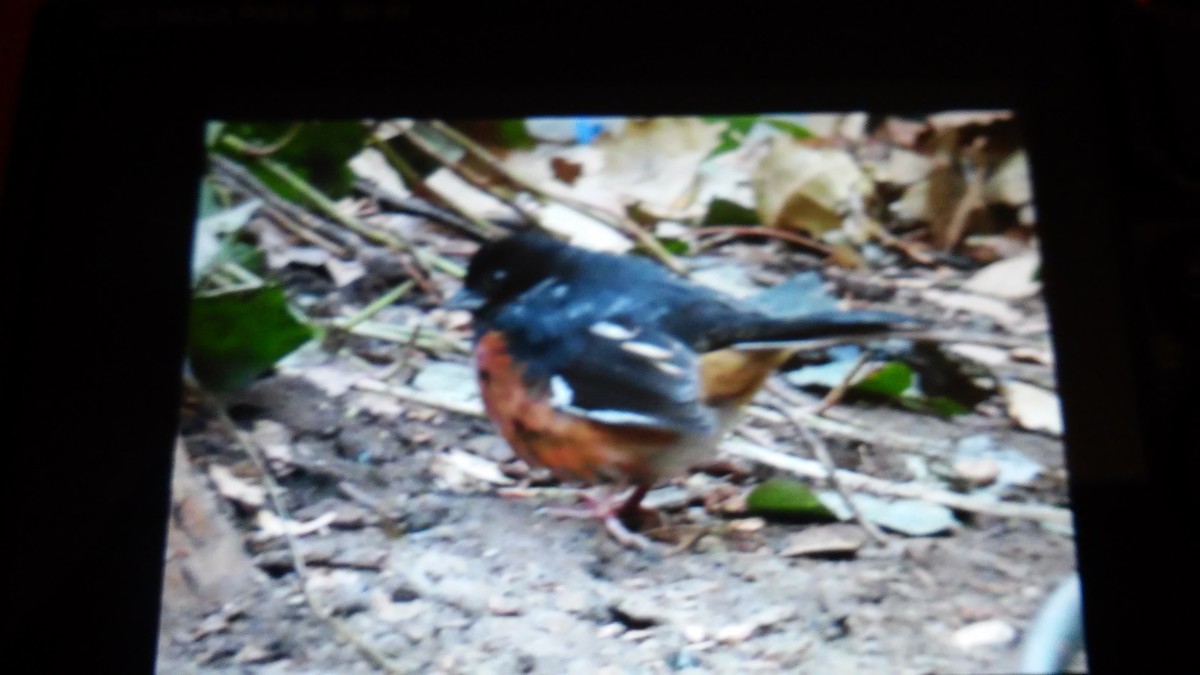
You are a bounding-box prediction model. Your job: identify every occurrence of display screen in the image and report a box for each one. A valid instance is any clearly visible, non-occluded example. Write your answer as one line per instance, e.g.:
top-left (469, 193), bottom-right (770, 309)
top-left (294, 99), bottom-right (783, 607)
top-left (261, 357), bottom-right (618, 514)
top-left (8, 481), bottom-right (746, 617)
top-left (161, 112), bottom-right (1080, 672)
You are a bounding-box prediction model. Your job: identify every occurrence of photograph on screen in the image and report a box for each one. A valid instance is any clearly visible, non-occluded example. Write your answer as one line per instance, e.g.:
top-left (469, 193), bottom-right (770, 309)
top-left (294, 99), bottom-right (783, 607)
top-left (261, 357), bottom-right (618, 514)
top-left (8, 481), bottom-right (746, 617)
top-left (159, 112), bottom-right (1081, 673)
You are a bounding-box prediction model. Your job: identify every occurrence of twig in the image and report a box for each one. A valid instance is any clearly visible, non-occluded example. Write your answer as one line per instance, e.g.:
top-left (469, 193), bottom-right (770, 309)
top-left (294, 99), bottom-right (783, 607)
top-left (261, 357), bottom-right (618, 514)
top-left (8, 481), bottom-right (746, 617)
top-left (352, 379), bottom-right (484, 417)
top-left (806, 351), bottom-right (873, 415)
top-left (366, 133), bottom-right (505, 241)
top-left (353, 177), bottom-right (496, 242)
top-left (401, 123), bottom-right (538, 226)
top-left (365, 382), bottom-right (1072, 529)
top-left (194, 383), bottom-right (405, 673)
top-left (260, 204), bottom-right (351, 258)
top-left (327, 321), bottom-right (470, 355)
top-left (232, 122), bottom-right (303, 157)
top-left (428, 120), bottom-right (687, 274)
top-left (693, 225), bottom-right (835, 257)
top-left (216, 139), bottom-right (464, 279)
top-left (340, 280), bottom-right (413, 331)
top-left (209, 153), bottom-right (353, 254)
top-left (760, 390), bottom-right (890, 545)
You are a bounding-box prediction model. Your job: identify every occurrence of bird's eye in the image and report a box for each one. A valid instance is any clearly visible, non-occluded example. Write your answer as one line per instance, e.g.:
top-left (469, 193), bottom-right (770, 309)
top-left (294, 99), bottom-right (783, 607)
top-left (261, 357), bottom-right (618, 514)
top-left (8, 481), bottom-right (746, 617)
top-left (492, 269), bottom-right (508, 282)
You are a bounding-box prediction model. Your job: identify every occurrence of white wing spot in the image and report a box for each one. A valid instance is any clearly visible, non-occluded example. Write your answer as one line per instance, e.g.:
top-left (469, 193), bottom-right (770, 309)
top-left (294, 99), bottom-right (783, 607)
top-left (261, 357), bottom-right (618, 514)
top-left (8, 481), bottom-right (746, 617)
top-left (550, 284), bottom-right (569, 299)
top-left (620, 340), bottom-right (675, 361)
top-left (654, 361), bottom-right (685, 377)
top-left (582, 409), bottom-right (664, 426)
top-left (589, 321), bottom-right (638, 340)
top-left (549, 375), bottom-right (574, 407)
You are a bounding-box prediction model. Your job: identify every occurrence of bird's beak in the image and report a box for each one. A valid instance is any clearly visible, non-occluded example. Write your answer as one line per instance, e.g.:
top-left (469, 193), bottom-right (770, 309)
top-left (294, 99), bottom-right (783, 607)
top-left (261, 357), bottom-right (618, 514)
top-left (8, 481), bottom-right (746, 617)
top-left (445, 288), bottom-right (485, 311)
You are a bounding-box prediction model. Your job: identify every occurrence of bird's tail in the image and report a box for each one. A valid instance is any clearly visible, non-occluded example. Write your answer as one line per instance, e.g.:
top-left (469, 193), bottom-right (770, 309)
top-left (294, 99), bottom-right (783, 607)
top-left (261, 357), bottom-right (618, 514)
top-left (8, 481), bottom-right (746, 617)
top-left (708, 310), bottom-right (928, 351)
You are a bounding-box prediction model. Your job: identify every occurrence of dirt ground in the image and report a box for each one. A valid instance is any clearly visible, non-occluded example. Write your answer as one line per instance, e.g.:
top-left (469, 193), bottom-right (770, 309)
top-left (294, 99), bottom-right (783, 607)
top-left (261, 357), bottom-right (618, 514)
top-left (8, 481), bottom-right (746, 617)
top-left (158, 239), bottom-right (1079, 674)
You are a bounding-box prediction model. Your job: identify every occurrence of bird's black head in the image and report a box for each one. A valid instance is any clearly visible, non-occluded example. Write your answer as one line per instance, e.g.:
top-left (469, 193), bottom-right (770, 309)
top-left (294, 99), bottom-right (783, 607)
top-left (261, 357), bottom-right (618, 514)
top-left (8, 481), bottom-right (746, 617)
top-left (447, 232), bottom-right (569, 316)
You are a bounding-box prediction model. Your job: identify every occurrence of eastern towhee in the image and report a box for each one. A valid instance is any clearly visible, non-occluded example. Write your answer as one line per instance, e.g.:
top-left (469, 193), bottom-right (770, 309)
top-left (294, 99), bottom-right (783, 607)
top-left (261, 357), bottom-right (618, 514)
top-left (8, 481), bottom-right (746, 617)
top-left (449, 232), bottom-right (924, 545)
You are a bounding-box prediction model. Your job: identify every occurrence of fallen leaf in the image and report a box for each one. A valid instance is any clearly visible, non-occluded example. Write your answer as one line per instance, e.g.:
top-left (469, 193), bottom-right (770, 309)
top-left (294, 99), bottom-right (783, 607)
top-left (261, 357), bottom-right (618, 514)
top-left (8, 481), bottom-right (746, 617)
top-left (550, 156), bottom-right (584, 185)
top-left (872, 147), bottom-right (932, 186)
top-left (779, 524), bottom-right (867, 558)
top-left (753, 138), bottom-right (873, 236)
top-left (983, 150), bottom-right (1031, 206)
top-left (1002, 380), bottom-right (1064, 435)
top-left (962, 251), bottom-right (1041, 300)
top-left (208, 464), bottom-right (265, 508)
top-left (593, 117), bottom-right (725, 213)
top-left (746, 478), bottom-right (835, 519)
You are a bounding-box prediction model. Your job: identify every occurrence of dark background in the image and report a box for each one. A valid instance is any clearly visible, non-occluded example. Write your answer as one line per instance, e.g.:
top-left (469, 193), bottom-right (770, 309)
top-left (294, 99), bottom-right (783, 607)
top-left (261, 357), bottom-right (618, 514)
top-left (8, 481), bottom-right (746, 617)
top-left (2, 1), bottom-right (1196, 671)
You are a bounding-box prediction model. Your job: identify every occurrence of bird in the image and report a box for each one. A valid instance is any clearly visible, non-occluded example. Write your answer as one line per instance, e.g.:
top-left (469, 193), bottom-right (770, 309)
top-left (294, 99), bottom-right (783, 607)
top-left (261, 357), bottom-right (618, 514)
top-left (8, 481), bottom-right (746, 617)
top-left (448, 232), bottom-right (925, 546)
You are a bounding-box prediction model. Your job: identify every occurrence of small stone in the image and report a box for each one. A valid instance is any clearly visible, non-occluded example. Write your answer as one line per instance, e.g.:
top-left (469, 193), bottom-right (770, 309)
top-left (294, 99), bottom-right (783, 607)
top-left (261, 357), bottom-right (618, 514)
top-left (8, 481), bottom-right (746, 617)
top-left (597, 623), bottom-right (625, 639)
top-left (488, 595), bottom-right (522, 616)
top-left (952, 619), bottom-right (1017, 650)
top-left (716, 623), bottom-right (756, 644)
top-left (954, 457), bottom-right (1001, 486)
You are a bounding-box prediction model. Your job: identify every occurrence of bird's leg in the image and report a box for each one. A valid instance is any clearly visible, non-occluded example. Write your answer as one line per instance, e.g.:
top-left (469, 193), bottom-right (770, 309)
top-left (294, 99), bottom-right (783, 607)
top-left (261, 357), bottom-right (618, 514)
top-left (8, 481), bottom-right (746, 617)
top-left (544, 484), bottom-right (658, 548)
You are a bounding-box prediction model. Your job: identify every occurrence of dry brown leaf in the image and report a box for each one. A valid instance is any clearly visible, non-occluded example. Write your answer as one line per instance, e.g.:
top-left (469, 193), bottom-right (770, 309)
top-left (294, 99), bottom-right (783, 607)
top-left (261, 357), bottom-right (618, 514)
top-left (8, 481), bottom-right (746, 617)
top-left (208, 464), bottom-right (265, 508)
top-left (589, 117), bottom-right (723, 214)
top-left (983, 150), bottom-right (1031, 206)
top-left (550, 156), bottom-right (584, 185)
top-left (872, 147), bottom-right (933, 186)
top-left (753, 138), bottom-right (872, 236)
top-left (1002, 380), bottom-right (1064, 435)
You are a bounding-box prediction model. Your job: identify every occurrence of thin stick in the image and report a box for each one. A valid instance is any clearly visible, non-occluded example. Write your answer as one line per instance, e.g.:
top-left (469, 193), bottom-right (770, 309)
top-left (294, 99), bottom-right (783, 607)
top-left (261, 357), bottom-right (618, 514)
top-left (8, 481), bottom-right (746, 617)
top-left (761, 390), bottom-right (890, 545)
top-left (400, 123), bottom-right (538, 225)
top-left (340, 281), bottom-right (413, 331)
top-left (366, 133), bottom-right (505, 241)
top-left (693, 225), bottom-right (835, 257)
top-left (353, 177), bottom-right (496, 242)
top-left (807, 350), bottom-right (873, 415)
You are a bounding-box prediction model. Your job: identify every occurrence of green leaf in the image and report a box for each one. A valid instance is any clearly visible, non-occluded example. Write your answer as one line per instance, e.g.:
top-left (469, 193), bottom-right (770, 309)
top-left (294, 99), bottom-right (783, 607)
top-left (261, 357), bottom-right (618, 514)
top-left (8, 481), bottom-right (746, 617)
top-left (498, 119), bottom-right (538, 150)
top-left (853, 361), bottom-right (914, 397)
top-left (764, 119), bottom-right (815, 140)
top-left (701, 198), bottom-right (761, 226)
top-left (704, 114), bottom-right (761, 159)
top-left (219, 121), bottom-right (369, 201)
top-left (747, 478), bottom-right (836, 519)
top-left (657, 237), bottom-right (690, 255)
top-left (901, 395), bottom-right (972, 417)
top-left (188, 286), bottom-right (314, 392)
